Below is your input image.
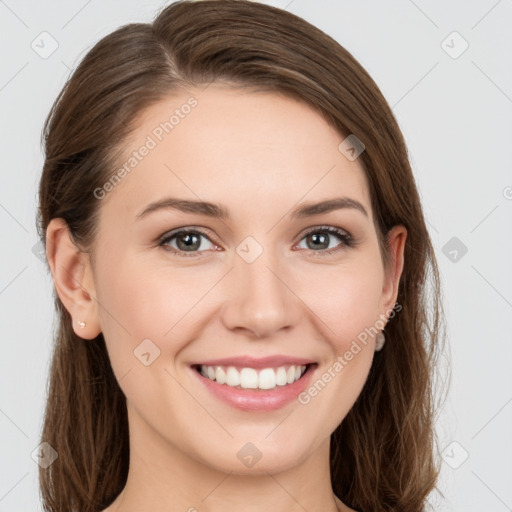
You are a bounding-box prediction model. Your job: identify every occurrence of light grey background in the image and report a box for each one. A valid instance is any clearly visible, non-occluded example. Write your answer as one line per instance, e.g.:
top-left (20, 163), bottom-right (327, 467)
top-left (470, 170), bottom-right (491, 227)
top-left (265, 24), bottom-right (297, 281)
top-left (1, 1), bottom-right (511, 510)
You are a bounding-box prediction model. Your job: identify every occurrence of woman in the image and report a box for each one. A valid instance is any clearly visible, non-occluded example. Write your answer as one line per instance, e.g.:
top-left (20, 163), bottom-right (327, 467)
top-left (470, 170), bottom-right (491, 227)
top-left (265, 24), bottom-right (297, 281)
top-left (37, 1), bottom-right (447, 511)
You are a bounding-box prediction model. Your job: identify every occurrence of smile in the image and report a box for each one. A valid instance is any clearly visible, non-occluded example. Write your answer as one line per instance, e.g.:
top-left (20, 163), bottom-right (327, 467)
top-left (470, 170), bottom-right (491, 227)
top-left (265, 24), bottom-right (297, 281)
top-left (189, 356), bottom-right (317, 412)
top-left (195, 364), bottom-right (308, 390)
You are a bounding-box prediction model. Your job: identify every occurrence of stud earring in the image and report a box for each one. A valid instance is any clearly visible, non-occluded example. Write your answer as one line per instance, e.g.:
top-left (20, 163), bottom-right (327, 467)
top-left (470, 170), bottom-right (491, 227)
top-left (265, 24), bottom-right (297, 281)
top-left (78, 320), bottom-right (86, 329)
top-left (375, 331), bottom-right (385, 351)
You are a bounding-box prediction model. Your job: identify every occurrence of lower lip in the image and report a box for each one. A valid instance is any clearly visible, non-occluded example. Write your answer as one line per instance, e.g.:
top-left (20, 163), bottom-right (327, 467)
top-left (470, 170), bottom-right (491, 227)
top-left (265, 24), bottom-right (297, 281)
top-left (191, 365), bottom-right (316, 412)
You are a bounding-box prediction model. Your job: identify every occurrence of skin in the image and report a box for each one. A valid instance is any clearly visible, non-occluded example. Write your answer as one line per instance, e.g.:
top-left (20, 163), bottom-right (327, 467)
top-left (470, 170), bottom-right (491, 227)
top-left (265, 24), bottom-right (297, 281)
top-left (46, 85), bottom-right (406, 512)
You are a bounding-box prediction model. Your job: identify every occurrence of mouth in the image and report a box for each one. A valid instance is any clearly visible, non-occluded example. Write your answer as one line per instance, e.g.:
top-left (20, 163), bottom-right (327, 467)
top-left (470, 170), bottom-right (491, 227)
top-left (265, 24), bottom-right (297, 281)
top-left (189, 359), bottom-right (318, 412)
top-left (191, 363), bottom-right (315, 391)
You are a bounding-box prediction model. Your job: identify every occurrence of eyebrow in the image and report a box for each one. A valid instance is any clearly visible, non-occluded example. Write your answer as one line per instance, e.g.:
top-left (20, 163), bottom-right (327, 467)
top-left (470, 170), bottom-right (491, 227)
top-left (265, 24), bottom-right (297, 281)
top-left (135, 196), bottom-right (368, 221)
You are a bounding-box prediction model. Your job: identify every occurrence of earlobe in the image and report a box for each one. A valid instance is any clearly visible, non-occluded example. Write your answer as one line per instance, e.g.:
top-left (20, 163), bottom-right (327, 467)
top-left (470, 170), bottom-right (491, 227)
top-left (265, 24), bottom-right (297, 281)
top-left (381, 225), bottom-right (407, 314)
top-left (45, 218), bottom-right (101, 340)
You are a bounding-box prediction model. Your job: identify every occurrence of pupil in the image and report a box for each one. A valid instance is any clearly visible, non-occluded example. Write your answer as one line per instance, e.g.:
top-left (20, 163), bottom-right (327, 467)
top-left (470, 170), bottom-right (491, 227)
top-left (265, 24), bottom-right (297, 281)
top-left (309, 233), bottom-right (328, 250)
top-left (178, 233), bottom-right (200, 251)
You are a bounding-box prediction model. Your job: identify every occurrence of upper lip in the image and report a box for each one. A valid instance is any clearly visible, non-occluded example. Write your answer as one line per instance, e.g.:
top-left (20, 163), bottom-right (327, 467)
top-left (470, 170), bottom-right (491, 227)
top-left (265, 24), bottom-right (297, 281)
top-left (191, 355), bottom-right (316, 369)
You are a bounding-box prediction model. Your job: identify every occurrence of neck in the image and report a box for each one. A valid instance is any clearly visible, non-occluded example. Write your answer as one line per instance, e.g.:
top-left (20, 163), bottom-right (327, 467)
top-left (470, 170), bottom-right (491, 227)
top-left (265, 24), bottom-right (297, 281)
top-left (107, 409), bottom-right (342, 512)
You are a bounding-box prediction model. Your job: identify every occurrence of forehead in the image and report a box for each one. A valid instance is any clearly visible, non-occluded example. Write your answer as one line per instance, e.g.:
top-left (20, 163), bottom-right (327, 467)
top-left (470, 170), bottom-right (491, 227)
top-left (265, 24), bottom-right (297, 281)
top-left (102, 85), bottom-right (372, 223)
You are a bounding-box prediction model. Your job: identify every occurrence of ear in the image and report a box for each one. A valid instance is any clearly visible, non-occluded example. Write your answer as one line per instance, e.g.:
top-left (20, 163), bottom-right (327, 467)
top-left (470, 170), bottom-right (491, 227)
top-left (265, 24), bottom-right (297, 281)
top-left (379, 224), bottom-right (407, 315)
top-left (45, 218), bottom-right (101, 340)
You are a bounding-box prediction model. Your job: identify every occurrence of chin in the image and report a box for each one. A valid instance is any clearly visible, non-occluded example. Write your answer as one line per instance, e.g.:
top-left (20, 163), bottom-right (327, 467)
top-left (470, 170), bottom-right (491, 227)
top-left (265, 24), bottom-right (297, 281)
top-left (190, 431), bottom-right (316, 475)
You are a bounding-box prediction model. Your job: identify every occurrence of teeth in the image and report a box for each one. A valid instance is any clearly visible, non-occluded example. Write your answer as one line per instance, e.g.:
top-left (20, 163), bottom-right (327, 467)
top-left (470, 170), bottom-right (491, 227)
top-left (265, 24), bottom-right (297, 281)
top-left (226, 366), bottom-right (240, 387)
top-left (198, 364), bottom-right (308, 390)
top-left (216, 367), bottom-right (226, 385)
top-left (276, 367), bottom-right (287, 386)
top-left (240, 368), bottom-right (258, 388)
top-left (258, 368), bottom-right (276, 389)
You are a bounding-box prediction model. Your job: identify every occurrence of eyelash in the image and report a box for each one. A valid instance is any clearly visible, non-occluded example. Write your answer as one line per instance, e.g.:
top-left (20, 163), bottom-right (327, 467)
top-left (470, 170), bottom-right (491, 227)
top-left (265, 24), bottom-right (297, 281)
top-left (158, 225), bottom-right (355, 258)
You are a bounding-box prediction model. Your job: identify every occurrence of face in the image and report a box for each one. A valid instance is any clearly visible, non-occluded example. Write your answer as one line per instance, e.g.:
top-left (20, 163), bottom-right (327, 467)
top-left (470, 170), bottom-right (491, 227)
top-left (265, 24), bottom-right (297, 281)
top-left (63, 85), bottom-right (405, 475)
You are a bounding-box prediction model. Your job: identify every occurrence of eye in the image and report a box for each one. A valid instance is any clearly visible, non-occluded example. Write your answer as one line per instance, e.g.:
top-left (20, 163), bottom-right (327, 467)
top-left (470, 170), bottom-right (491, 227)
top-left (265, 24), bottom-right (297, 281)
top-left (158, 225), bottom-right (355, 258)
top-left (159, 228), bottom-right (217, 257)
top-left (295, 226), bottom-right (354, 256)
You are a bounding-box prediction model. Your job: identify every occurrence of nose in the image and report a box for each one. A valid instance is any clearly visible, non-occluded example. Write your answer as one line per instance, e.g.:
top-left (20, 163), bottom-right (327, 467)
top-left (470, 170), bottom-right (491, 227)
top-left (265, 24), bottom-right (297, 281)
top-left (220, 246), bottom-right (302, 339)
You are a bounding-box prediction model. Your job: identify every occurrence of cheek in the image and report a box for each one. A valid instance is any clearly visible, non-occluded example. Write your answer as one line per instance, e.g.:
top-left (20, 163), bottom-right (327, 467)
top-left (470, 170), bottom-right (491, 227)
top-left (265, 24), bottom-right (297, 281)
top-left (93, 257), bottom-right (197, 418)
top-left (93, 253), bottom-right (222, 374)
top-left (299, 257), bottom-right (384, 350)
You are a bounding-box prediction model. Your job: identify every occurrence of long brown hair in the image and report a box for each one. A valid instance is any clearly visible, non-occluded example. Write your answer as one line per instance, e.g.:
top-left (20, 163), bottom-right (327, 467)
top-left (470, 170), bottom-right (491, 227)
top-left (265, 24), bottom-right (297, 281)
top-left (37, 1), bottom-right (449, 510)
